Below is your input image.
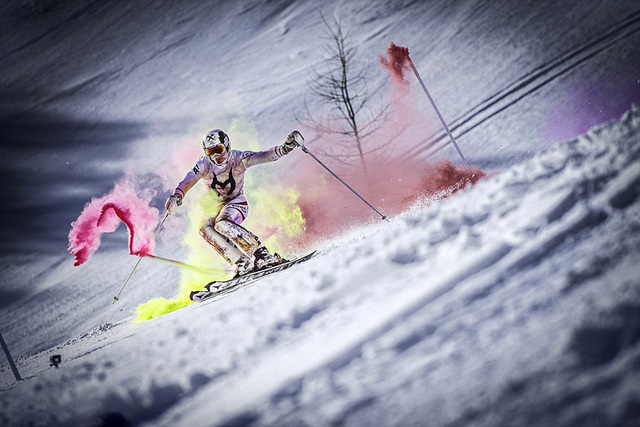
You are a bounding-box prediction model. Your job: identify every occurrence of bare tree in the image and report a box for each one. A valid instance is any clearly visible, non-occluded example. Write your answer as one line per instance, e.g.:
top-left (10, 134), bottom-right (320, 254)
top-left (296, 15), bottom-right (387, 176)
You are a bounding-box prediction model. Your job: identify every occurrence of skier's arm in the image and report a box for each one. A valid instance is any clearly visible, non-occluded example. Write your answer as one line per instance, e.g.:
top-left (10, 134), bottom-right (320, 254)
top-left (241, 131), bottom-right (300, 168)
top-left (165, 158), bottom-right (206, 213)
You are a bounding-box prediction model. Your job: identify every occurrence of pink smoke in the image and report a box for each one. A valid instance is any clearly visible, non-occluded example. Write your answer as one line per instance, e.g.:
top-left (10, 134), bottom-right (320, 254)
top-left (68, 181), bottom-right (159, 266)
top-left (270, 42), bottom-right (486, 250)
top-left (277, 154), bottom-right (484, 250)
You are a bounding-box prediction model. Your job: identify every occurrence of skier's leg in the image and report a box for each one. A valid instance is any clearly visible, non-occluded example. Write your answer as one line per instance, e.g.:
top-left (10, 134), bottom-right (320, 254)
top-left (213, 203), bottom-right (261, 257)
top-left (201, 215), bottom-right (256, 275)
top-left (214, 202), bottom-right (281, 269)
top-left (199, 218), bottom-right (245, 265)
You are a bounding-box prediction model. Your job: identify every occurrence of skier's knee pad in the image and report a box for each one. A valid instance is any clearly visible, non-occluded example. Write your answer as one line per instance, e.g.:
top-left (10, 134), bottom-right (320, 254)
top-left (213, 219), bottom-right (229, 235)
top-left (200, 219), bottom-right (244, 264)
top-left (214, 219), bottom-right (261, 254)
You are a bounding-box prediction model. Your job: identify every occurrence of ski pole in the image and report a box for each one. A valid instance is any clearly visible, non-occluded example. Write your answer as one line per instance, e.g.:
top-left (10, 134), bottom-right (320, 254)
top-left (406, 57), bottom-right (469, 167)
top-left (292, 132), bottom-right (388, 221)
top-left (113, 211), bottom-right (169, 303)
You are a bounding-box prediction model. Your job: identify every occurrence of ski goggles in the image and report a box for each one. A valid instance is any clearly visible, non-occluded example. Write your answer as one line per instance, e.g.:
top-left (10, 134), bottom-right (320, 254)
top-left (204, 144), bottom-right (226, 156)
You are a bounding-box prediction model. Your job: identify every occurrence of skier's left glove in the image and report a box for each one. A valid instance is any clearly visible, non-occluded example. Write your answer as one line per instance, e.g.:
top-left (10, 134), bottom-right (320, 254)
top-left (280, 131), bottom-right (302, 155)
top-left (165, 193), bottom-right (182, 215)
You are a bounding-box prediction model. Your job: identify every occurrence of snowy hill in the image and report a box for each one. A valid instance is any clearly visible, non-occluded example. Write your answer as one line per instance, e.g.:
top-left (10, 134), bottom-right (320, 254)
top-left (2, 103), bottom-right (640, 426)
top-left (1, 0), bottom-right (640, 426)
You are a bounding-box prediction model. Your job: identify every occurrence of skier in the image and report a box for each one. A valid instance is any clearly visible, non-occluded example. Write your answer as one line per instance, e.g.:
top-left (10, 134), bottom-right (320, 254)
top-left (165, 128), bottom-right (301, 276)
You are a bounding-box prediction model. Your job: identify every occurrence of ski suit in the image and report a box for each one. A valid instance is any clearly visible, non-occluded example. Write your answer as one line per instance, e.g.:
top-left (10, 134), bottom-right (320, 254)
top-left (172, 145), bottom-right (291, 264)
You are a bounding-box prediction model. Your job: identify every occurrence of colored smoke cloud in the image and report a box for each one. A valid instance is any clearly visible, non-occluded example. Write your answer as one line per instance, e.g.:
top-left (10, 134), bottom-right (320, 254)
top-left (281, 154), bottom-right (484, 250)
top-left (379, 42), bottom-right (411, 90)
top-left (68, 180), bottom-right (160, 266)
top-left (270, 42), bottom-right (485, 249)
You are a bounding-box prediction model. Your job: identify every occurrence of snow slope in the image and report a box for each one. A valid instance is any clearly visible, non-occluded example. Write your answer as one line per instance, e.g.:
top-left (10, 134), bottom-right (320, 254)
top-left (1, 0), bottom-right (640, 426)
top-left (2, 104), bottom-right (639, 426)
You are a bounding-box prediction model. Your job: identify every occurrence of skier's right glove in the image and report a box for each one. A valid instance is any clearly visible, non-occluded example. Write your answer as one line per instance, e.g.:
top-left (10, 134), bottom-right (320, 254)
top-left (281, 130), bottom-right (303, 155)
top-left (165, 194), bottom-right (182, 215)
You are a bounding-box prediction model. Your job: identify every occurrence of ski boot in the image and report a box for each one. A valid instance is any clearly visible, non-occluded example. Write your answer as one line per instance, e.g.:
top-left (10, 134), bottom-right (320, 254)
top-left (234, 256), bottom-right (254, 276)
top-left (253, 246), bottom-right (282, 270)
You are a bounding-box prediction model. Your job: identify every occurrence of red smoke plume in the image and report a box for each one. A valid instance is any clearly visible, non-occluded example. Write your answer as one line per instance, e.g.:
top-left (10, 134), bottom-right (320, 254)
top-left (379, 42), bottom-right (411, 89)
top-left (68, 181), bottom-right (159, 266)
top-left (273, 42), bottom-right (485, 251)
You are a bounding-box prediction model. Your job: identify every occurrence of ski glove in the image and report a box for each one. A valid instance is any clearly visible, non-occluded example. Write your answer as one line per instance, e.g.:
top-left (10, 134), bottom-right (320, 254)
top-left (165, 194), bottom-right (182, 214)
top-left (281, 131), bottom-right (302, 155)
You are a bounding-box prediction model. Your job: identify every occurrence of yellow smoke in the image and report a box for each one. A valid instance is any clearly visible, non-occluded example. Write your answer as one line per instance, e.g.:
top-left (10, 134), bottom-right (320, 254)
top-left (245, 185), bottom-right (306, 254)
top-left (135, 113), bottom-right (306, 322)
top-left (134, 191), bottom-right (225, 322)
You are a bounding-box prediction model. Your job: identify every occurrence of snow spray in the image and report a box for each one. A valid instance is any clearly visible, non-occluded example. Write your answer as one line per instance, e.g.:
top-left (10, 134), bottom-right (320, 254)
top-left (68, 180), bottom-right (159, 266)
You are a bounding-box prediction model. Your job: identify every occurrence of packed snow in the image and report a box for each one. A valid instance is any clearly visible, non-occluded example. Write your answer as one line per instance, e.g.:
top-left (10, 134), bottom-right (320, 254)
top-left (1, 1), bottom-right (639, 426)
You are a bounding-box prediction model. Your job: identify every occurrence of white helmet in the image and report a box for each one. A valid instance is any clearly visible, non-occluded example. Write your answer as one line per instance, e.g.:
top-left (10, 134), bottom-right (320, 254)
top-left (202, 129), bottom-right (230, 164)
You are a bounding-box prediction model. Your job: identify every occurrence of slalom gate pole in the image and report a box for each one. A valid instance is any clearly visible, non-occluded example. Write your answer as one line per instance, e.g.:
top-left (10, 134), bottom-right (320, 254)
top-left (0, 330), bottom-right (21, 382)
top-left (293, 132), bottom-right (388, 221)
top-left (143, 254), bottom-right (226, 278)
top-left (113, 211), bottom-right (170, 303)
top-left (406, 57), bottom-right (469, 167)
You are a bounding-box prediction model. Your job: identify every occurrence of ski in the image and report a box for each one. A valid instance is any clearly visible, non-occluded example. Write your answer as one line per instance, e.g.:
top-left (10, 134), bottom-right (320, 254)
top-left (189, 251), bottom-right (317, 302)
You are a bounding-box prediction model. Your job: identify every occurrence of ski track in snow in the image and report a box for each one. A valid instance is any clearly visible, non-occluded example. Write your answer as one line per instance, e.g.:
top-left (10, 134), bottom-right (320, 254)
top-left (2, 104), bottom-right (638, 426)
top-left (401, 8), bottom-right (640, 163)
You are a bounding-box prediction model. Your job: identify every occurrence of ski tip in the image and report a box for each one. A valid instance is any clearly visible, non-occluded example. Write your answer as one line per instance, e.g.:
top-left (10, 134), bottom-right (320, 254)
top-left (190, 290), bottom-right (205, 302)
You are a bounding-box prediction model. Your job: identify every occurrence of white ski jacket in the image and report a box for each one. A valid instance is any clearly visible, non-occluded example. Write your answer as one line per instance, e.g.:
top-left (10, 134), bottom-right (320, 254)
top-left (173, 146), bottom-right (289, 204)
